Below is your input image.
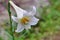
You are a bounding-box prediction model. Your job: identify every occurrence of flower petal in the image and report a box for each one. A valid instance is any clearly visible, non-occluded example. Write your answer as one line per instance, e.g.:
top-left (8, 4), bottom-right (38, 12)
top-left (9, 1), bottom-right (27, 18)
top-left (29, 16), bottom-right (39, 25)
top-left (12, 16), bottom-right (18, 23)
top-left (24, 24), bottom-right (31, 30)
top-left (28, 6), bottom-right (36, 16)
top-left (15, 23), bottom-right (24, 32)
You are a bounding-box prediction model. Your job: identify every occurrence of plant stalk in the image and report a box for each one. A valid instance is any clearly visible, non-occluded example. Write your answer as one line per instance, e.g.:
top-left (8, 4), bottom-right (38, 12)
top-left (8, 2), bottom-right (14, 40)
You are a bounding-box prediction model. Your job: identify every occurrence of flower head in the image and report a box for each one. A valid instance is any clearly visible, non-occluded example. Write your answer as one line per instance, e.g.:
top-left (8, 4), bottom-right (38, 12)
top-left (9, 1), bottom-right (39, 33)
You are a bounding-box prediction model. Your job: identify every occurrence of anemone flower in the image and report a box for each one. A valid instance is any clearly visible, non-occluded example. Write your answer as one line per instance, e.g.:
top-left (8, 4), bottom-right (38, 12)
top-left (9, 1), bottom-right (39, 33)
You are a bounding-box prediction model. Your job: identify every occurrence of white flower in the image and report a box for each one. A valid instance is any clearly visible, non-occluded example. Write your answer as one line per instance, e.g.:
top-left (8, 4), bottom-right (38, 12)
top-left (9, 1), bottom-right (39, 33)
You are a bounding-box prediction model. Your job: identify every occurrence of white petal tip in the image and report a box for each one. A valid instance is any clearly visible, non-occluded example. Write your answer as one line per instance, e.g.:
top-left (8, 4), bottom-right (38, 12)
top-left (15, 30), bottom-right (19, 33)
top-left (15, 30), bottom-right (22, 33)
top-left (35, 19), bottom-right (39, 24)
top-left (32, 6), bottom-right (36, 11)
top-left (9, 0), bottom-right (16, 8)
top-left (37, 19), bottom-right (39, 21)
top-left (15, 28), bottom-right (24, 33)
top-left (29, 17), bottom-right (39, 25)
top-left (9, 1), bottom-right (13, 4)
top-left (9, 0), bottom-right (11, 2)
top-left (11, 16), bottom-right (14, 18)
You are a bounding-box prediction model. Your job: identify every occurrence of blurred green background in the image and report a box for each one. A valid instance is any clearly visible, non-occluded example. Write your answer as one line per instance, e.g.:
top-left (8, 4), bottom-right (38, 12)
top-left (0, 0), bottom-right (60, 40)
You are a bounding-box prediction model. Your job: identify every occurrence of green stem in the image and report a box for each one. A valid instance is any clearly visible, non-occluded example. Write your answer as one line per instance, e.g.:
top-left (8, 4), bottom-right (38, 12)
top-left (8, 2), bottom-right (14, 40)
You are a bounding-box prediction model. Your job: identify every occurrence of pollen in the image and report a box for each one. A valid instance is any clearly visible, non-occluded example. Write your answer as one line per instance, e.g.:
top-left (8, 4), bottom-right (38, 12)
top-left (21, 17), bottom-right (29, 24)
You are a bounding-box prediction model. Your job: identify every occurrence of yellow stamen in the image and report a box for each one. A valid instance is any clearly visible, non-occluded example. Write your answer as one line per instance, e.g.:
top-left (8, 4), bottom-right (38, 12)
top-left (20, 17), bottom-right (29, 24)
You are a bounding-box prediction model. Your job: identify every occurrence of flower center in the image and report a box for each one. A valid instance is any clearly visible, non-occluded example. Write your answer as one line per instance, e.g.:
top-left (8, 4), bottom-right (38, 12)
top-left (20, 17), bottom-right (29, 24)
